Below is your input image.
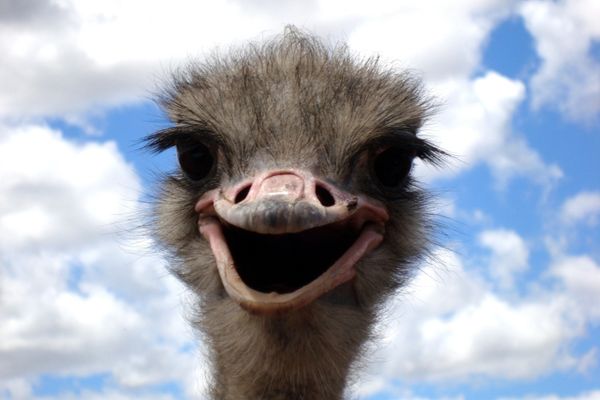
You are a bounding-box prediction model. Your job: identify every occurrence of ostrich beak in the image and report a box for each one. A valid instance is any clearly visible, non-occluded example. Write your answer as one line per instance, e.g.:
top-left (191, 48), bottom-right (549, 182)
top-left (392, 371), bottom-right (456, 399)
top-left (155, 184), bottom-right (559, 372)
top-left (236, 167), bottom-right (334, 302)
top-left (195, 169), bottom-right (389, 314)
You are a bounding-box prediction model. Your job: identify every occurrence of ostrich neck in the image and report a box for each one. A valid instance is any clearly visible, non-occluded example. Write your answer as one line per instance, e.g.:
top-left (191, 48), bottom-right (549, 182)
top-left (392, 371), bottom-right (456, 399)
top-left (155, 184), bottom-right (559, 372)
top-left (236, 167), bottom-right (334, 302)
top-left (203, 299), bottom-right (372, 400)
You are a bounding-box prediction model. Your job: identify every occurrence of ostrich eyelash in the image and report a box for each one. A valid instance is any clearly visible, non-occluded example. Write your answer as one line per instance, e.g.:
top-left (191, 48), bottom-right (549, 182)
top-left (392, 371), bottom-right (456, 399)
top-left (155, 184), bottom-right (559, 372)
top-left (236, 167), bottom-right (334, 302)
top-left (143, 125), bottom-right (227, 153)
top-left (366, 131), bottom-right (444, 165)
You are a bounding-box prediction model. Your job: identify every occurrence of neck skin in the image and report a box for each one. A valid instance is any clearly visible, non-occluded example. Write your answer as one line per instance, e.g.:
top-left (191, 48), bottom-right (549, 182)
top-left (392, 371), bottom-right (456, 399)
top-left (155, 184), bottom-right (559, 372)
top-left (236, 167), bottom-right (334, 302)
top-left (200, 298), bottom-right (373, 400)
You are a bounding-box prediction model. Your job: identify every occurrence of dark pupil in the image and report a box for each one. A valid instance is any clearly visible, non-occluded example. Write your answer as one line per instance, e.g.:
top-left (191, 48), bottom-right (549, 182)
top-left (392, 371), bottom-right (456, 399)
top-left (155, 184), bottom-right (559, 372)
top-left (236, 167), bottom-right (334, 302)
top-left (177, 141), bottom-right (213, 181)
top-left (373, 147), bottom-right (413, 187)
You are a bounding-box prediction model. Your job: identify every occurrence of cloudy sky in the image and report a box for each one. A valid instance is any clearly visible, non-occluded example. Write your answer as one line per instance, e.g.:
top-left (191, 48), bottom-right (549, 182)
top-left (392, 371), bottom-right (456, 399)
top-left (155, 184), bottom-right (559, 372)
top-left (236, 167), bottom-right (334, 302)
top-left (1, 0), bottom-right (599, 399)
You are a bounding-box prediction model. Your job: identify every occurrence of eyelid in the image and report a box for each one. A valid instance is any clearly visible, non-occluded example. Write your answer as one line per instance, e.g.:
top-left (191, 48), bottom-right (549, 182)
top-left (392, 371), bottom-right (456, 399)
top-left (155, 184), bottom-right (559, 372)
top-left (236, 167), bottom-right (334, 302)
top-left (346, 136), bottom-right (419, 168)
top-left (173, 128), bottom-right (225, 148)
top-left (144, 125), bottom-right (227, 153)
top-left (371, 143), bottom-right (417, 158)
top-left (368, 133), bottom-right (443, 164)
top-left (368, 132), bottom-right (424, 151)
top-left (176, 135), bottom-right (217, 156)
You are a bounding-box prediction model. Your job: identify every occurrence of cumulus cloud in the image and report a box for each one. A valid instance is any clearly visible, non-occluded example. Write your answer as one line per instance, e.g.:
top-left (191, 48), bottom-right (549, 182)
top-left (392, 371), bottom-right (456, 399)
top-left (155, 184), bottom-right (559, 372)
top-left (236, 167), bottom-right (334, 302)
top-left (520, 0), bottom-right (600, 122)
top-left (344, 0), bottom-right (512, 81)
top-left (0, 377), bottom-right (195, 400)
top-left (0, 0), bottom-right (293, 119)
top-left (561, 191), bottom-right (600, 226)
top-left (0, 124), bottom-right (202, 398)
top-left (479, 229), bottom-right (529, 289)
top-left (501, 390), bottom-right (600, 400)
top-left (415, 72), bottom-right (563, 187)
top-left (0, 124), bottom-right (139, 252)
top-left (357, 243), bottom-right (599, 397)
top-left (550, 255), bottom-right (600, 321)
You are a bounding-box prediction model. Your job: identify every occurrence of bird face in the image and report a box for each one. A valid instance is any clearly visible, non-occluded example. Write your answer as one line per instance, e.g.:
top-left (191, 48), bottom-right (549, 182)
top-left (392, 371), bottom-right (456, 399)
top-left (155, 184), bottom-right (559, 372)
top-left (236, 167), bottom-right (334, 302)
top-left (146, 33), bottom-right (441, 315)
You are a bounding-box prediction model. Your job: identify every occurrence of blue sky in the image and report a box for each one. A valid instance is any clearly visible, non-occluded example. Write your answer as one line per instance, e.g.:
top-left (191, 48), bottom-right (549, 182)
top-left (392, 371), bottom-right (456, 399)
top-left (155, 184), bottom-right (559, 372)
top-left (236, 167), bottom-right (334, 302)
top-left (1, 1), bottom-right (599, 399)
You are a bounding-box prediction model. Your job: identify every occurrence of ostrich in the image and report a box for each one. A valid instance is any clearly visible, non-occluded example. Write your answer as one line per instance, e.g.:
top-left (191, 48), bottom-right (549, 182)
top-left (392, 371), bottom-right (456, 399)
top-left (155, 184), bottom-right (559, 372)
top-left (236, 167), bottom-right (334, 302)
top-left (145, 28), bottom-right (442, 400)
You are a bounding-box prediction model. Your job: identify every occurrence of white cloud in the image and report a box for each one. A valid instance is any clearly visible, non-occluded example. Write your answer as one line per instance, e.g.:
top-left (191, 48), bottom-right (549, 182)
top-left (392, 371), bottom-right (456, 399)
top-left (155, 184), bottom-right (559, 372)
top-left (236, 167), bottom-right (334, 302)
top-left (0, 0), bottom-right (296, 119)
top-left (0, 124), bottom-right (203, 398)
top-left (358, 245), bottom-right (598, 396)
top-left (345, 0), bottom-right (512, 81)
top-left (501, 390), bottom-right (600, 400)
top-left (520, 0), bottom-right (600, 122)
top-left (550, 255), bottom-right (600, 321)
top-left (479, 229), bottom-right (529, 289)
top-left (416, 72), bottom-right (562, 187)
top-left (561, 191), bottom-right (600, 226)
top-left (0, 124), bottom-right (140, 253)
top-left (0, 377), bottom-right (197, 400)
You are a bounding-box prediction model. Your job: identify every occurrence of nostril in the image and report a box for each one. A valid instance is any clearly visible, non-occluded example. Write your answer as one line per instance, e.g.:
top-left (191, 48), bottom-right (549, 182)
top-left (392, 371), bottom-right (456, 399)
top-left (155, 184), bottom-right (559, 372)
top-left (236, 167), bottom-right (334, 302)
top-left (234, 184), bottom-right (251, 204)
top-left (315, 184), bottom-right (335, 207)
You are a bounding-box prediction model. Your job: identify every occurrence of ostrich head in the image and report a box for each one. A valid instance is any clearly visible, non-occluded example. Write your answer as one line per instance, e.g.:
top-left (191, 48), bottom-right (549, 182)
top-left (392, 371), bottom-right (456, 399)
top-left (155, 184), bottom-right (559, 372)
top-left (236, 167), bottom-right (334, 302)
top-left (145, 28), bottom-right (442, 400)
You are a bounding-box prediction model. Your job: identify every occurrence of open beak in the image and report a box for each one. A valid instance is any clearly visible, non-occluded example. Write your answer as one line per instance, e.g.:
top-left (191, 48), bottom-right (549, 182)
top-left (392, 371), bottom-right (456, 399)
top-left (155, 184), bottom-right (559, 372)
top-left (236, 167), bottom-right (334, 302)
top-left (195, 169), bottom-right (389, 314)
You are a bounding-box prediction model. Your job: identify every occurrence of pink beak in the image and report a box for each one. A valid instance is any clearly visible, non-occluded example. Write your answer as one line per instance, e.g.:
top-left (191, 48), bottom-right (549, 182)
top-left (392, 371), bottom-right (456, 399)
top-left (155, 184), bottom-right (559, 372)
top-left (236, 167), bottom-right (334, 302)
top-left (194, 169), bottom-right (389, 314)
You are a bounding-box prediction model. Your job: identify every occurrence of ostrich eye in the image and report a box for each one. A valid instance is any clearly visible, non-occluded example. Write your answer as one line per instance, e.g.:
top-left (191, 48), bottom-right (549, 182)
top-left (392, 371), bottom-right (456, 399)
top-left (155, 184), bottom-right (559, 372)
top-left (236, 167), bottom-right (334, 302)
top-left (372, 146), bottom-right (415, 188)
top-left (177, 139), bottom-right (214, 181)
